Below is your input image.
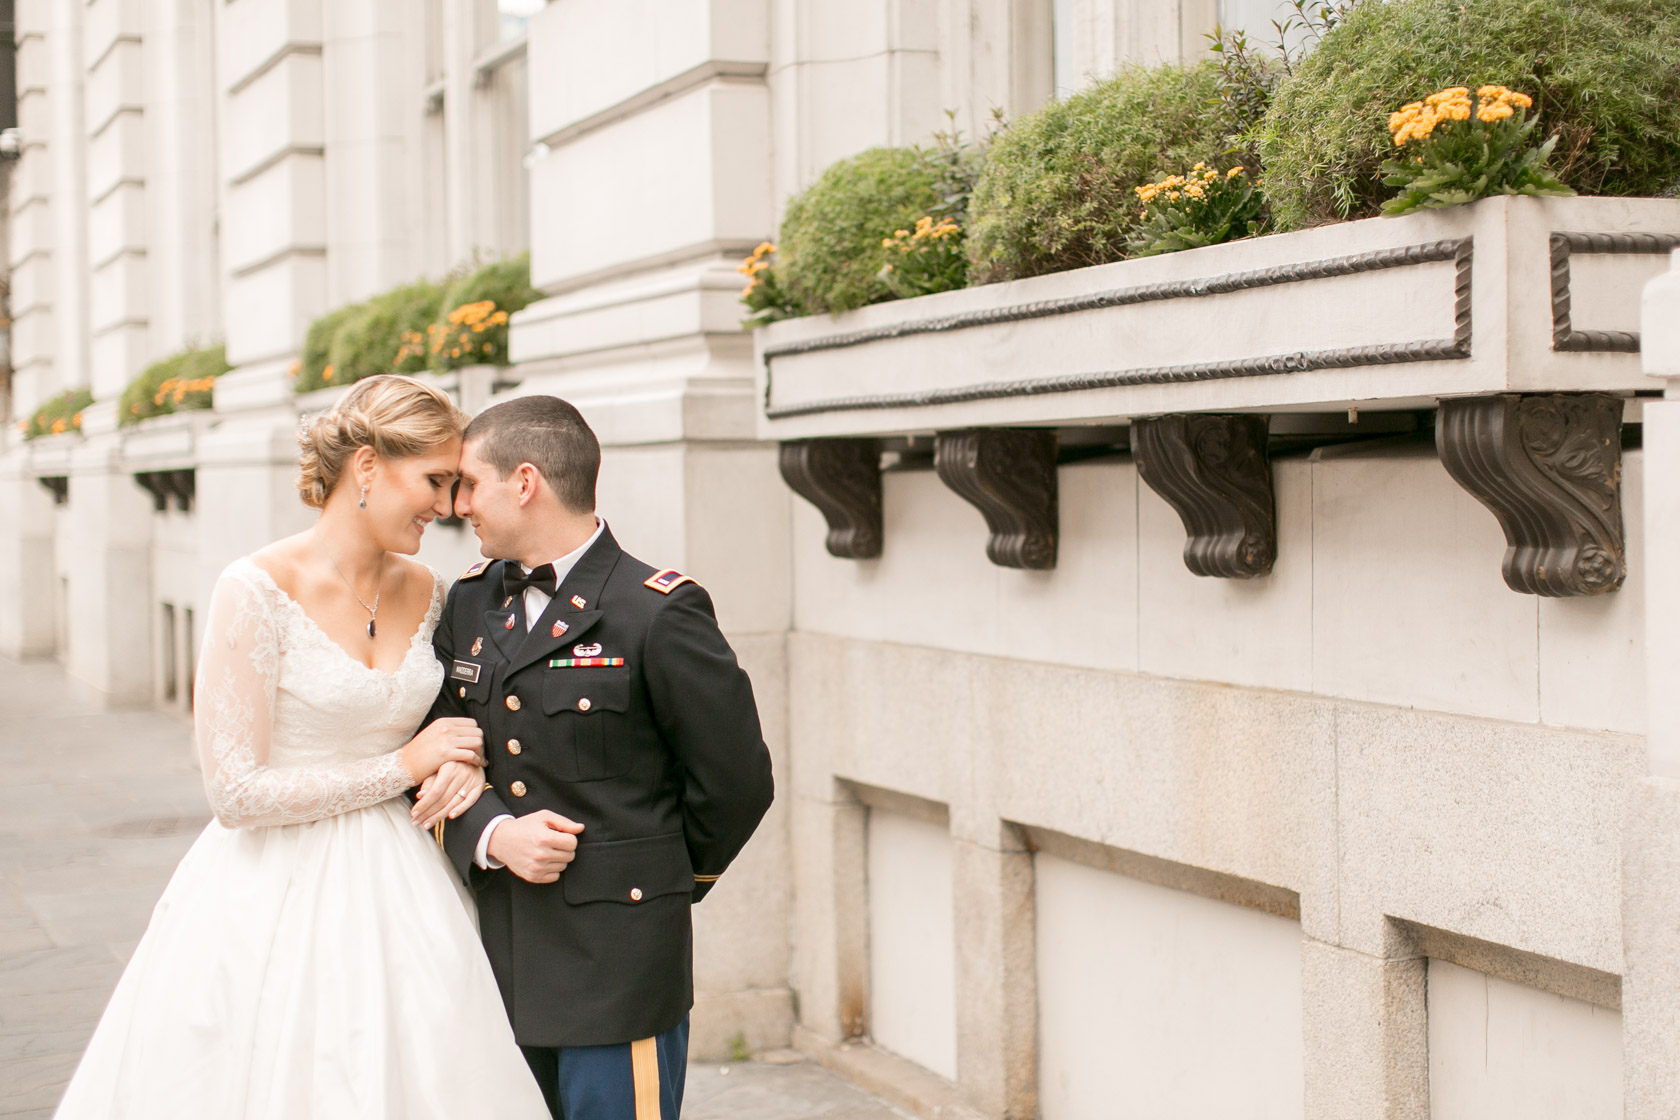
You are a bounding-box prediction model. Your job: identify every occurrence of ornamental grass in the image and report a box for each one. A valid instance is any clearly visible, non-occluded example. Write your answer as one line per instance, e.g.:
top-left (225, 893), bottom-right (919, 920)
top-left (1256, 0), bottom-right (1680, 229)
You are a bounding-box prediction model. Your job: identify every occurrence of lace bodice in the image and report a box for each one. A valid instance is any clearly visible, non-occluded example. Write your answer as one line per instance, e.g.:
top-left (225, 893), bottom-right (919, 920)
top-left (193, 557), bottom-right (446, 829)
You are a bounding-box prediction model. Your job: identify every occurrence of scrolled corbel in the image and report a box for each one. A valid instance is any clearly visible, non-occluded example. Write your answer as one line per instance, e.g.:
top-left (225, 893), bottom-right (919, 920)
top-left (1436, 393), bottom-right (1625, 596)
top-left (1133, 413), bottom-right (1276, 579)
top-left (778, 438), bottom-right (884, 560)
top-left (933, 428), bottom-right (1058, 570)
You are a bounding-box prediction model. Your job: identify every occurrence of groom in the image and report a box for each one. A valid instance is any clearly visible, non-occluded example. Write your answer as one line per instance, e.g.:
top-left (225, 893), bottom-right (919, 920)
top-left (420, 395), bottom-right (774, 1119)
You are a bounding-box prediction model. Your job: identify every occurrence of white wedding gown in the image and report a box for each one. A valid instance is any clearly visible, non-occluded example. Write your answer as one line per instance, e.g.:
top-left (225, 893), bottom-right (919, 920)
top-left (54, 558), bottom-right (550, 1119)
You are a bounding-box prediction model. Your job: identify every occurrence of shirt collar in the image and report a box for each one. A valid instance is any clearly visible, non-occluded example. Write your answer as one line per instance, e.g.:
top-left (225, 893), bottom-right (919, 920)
top-left (523, 518), bottom-right (605, 588)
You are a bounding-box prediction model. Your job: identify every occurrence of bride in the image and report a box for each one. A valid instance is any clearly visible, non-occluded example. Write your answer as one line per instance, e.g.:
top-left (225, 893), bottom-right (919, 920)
top-left (54, 375), bottom-right (551, 1118)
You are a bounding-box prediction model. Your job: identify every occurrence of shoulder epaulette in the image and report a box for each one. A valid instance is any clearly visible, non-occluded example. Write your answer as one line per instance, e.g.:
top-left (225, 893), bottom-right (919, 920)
top-left (644, 569), bottom-right (695, 595)
top-left (459, 560), bottom-right (492, 581)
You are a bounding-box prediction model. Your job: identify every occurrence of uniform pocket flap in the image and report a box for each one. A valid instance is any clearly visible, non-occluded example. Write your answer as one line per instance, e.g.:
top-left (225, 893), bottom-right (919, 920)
top-left (542, 666), bottom-right (632, 716)
top-left (562, 833), bottom-right (694, 906)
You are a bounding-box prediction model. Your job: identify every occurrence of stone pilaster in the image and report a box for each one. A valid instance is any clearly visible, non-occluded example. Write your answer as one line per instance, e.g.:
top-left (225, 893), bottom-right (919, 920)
top-left (62, 403), bottom-right (153, 700)
top-left (0, 445), bottom-right (61, 657)
top-left (1300, 938), bottom-right (1429, 1120)
top-left (1626, 248), bottom-right (1680, 1114)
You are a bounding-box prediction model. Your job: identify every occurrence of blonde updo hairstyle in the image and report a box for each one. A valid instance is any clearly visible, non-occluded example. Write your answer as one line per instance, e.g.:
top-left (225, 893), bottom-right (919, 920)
top-left (296, 374), bottom-right (469, 509)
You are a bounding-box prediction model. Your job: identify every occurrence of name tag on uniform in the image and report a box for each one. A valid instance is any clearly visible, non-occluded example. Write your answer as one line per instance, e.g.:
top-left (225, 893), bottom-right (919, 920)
top-left (450, 660), bottom-right (482, 683)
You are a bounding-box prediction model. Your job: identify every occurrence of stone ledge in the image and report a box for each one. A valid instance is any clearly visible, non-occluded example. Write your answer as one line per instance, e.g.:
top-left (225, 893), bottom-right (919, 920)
top-left (793, 1026), bottom-right (986, 1120)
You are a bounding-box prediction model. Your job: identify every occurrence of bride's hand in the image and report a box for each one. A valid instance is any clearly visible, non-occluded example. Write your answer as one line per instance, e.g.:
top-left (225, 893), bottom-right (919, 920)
top-left (400, 718), bottom-right (484, 786)
top-left (412, 760), bottom-right (487, 830)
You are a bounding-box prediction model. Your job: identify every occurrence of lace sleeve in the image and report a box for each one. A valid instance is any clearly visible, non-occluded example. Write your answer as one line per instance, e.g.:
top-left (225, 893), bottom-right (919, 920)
top-left (194, 569), bottom-right (416, 829)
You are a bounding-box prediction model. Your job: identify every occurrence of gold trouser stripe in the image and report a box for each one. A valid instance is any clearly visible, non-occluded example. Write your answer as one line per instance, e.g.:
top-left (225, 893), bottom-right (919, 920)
top-left (433, 820), bottom-right (445, 849)
top-left (630, 1036), bottom-right (661, 1120)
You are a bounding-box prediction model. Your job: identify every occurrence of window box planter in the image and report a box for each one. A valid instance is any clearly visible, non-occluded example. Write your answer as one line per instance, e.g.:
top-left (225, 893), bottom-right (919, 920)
top-left (754, 196), bottom-right (1680, 439)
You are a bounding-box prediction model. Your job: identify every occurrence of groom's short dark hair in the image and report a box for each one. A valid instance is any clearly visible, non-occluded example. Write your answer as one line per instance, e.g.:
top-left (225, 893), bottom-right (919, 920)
top-left (464, 396), bottom-right (600, 514)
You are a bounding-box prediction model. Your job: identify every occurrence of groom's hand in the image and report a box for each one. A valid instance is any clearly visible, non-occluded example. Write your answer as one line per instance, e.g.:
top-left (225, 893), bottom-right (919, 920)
top-left (488, 811), bottom-right (585, 883)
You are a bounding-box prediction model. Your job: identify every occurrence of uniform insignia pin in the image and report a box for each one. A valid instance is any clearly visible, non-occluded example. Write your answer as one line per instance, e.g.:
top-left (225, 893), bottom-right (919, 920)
top-left (470, 637), bottom-right (483, 656)
top-left (502, 596), bottom-right (513, 609)
top-left (570, 595), bottom-right (587, 609)
top-left (552, 620), bottom-right (568, 638)
top-left (573, 642), bottom-right (603, 658)
top-left (503, 615), bottom-right (516, 630)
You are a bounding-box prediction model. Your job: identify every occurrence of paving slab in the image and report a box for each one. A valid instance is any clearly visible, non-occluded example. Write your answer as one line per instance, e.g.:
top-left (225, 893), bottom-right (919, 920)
top-left (0, 654), bottom-right (903, 1119)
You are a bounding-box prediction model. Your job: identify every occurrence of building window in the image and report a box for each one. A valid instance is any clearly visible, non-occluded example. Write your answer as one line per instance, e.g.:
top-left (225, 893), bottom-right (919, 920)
top-left (498, 0), bottom-right (543, 43)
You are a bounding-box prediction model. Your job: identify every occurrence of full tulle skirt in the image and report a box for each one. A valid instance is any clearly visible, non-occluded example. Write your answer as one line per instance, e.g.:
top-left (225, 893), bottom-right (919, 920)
top-left (53, 799), bottom-right (550, 1119)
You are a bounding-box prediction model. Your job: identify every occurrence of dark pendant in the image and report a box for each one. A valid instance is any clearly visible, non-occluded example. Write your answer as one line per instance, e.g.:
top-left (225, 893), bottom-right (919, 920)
top-left (367, 618), bottom-right (377, 639)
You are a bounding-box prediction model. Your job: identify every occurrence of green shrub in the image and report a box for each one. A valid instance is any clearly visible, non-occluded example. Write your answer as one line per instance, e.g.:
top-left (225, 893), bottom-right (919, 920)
top-left (19, 387), bottom-right (93, 440)
top-left (425, 254), bottom-right (542, 371)
top-left (293, 302), bottom-right (364, 393)
top-left (320, 280), bottom-right (445, 391)
top-left (777, 147), bottom-right (943, 315)
top-left (119, 344), bottom-right (232, 426)
top-left (1256, 0), bottom-right (1680, 230)
top-left (965, 62), bottom-right (1229, 282)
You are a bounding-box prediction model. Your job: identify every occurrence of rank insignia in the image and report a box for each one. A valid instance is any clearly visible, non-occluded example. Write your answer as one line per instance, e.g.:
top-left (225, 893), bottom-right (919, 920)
top-left (470, 637), bottom-right (483, 656)
top-left (460, 560), bottom-right (491, 581)
top-left (450, 660), bottom-right (482, 683)
top-left (552, 620), bottom-right (569, 638)
top-left (643, 569), bottom-right (694, 594)
top-left (570, 594), bottom-right (587, 609)
top-left (573, 642), bottom-right (603, 657)
top-left (503, 614), bottom-right (516, 630)
top-left (550, 657), bottom-right (625, 668)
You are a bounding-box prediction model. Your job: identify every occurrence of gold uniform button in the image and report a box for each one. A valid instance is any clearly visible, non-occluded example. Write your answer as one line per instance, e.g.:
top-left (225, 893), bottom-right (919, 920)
top-left (629, 887), bottom-right (643, 901)
top-left (577, 697), bottom-right (592, 712)
top-left (506, 695), bottom-right (521, 712)
top-left (507, 739), bottom-right (522, 756)
top-left (510, 781), bottom-right (528, 797)
top-left (457, 687), bottom-right (466, 698)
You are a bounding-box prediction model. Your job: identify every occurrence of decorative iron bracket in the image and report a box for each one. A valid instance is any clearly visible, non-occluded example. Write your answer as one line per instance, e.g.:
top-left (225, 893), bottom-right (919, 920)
top-left (1436, 393), bottom-right (1625, 597)
top-left (933, 429), bottom-right (1057, 570)
top-left (778, 439), bottom-right (884, 560)
top-left (37, 475), bottom-right (68, 506)
top-left (1133, 414), bottom-right (1276, 579)
top-left (134, 469), bottom-right (195, 513)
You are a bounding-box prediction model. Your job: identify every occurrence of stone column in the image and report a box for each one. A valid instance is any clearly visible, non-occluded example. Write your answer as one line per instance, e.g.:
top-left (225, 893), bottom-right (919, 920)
top-left (1299, 938), bottom-right (1428, 1119)
top-left (1625, 248), bottom-right (1680, 1114)
top-left (949, 823), bottom-right (1036, 1119)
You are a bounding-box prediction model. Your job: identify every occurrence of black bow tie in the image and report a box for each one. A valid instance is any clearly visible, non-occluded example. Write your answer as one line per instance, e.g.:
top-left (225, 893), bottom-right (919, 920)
top-left (502, 563), bottom-right (557, 599)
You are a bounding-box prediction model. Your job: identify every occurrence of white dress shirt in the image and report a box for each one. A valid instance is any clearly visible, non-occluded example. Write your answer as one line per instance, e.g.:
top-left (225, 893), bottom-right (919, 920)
top-left (474, 518), bottom-right (605, 870)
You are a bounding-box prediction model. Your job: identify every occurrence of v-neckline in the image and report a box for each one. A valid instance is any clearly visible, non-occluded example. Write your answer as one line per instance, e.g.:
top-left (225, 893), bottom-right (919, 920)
top-left (240, 558), bottom-right (438, 676)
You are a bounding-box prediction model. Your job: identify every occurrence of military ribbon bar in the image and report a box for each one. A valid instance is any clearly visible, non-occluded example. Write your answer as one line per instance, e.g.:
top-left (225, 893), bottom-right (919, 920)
top-left (548, 657), bottom-right (626, 668)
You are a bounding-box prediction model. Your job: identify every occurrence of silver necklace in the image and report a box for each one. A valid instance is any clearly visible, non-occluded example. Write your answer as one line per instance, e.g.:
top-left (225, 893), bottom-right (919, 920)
top-left (324, 546), bottom-right (384, 638)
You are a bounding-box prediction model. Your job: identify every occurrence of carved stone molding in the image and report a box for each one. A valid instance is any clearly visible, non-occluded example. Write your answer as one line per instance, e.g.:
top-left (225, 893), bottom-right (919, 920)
top-left (933, 429), bottom-right (1057, 570)
top-left (778, 439), bottom-right (884, 560)
top-left (1551, 231), bottom-right (1680, 353)
top-left (1437, 393), bottom-right (1625, 597)
top-left (1133, 414), bottom-right (1276, 579)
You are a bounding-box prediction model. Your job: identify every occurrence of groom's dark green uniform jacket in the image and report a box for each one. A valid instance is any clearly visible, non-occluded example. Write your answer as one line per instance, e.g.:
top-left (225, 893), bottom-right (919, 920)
top-left (427, 525), bottom-right (774, 1048)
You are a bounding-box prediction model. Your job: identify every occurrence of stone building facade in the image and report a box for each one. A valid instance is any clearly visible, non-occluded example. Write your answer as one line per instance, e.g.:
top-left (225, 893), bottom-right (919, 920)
top-left (2, 2), bottom-right (1677, 1118)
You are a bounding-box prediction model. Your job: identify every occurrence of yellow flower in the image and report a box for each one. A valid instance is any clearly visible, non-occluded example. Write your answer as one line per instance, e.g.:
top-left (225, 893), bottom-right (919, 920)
top-left (323, 364), bottom-right (335, 382)
top-left (71, 412), bottom-right (83, 427)
top-left (1426, 86), bottom-right (1469, 105)
top-left (50, 418), bottom-right (66, 434)
top-left (1477, 102), bottom-right (1514, 123)
top-left (1227, 167), bottom-right (1244, 179)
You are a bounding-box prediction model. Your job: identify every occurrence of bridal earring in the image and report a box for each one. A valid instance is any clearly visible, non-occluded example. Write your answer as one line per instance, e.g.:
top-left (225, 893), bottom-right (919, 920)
top-left (359, 483), bottom-right (368, 510)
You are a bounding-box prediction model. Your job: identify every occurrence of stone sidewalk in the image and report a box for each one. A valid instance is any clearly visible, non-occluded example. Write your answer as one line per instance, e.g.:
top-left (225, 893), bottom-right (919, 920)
top-left (0, 653), bottom-right (905, 1119)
